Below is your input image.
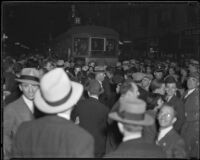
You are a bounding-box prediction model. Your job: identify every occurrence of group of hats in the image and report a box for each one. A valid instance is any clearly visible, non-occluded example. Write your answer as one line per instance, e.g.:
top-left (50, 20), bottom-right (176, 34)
top-left (14, 66), bottom-right (154, 126)
top-left (132, 72), bottom-right (153, 83)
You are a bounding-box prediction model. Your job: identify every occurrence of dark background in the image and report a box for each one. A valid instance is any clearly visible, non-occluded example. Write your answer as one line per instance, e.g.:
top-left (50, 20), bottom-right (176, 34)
top-left (2, 2), bottom-right (200, 58)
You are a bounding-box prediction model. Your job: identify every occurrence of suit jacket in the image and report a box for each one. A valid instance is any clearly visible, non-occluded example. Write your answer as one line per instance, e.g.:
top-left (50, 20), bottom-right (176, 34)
top-left (71, 97), bottom-right (109, 157)
top-left (11, 115), bottom-right (94, 158)
top-left (3, 96), bottom-right (34, 159)
top-left (166, 95), bottom-right (185, 133)
top-left (99, 76), bottom-right (113, 109)
top-left (181, 88), bottom-right (199, 158)
top-left (104, 137), bottom-right (166, 158)
top-left (182, 88), bottom-right (199, 122)
top-left (156, 128), bottom-right (187, 158)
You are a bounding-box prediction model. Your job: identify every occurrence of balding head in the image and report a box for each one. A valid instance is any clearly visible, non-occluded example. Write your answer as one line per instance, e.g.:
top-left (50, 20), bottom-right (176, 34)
top-left (158, 105), bottom-right (177, 129)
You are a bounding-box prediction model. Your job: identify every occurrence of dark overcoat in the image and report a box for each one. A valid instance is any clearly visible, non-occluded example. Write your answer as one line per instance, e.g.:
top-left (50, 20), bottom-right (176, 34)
top-left (104, 138), bottom-right (166, 158)
top-left (71, 97), bottom-right (109, 157)
top-left (156, 128), bottom-right (187, 158)
top-left (181, 88), bottom-right (199, 158)
top-left (11, 115), bottom-right (94, 158)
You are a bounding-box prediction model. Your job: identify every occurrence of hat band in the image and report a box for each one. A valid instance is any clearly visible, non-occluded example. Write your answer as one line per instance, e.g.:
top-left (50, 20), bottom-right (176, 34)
top-left (118, 111), bottom-right (145, 121)
top-left (20, 75), bottom-right (39, 82)
top-left (57, 65), bottom-right (64, 67)
top-left (44, 87), bottom-right (72, 107)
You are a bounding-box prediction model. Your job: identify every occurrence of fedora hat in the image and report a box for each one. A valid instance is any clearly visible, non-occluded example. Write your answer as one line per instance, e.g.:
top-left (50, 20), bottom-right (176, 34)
top-left (109, 97), bottom-right (154, 126)
top-left (188, 72), bottom-right (199, 80)
top-left (56, 60), bottom-right (64, 67)
top-left (34, 68), bottom-right (83, 114)
top-left (132, 72), bottom-right (146, 83)
top-left (143, 73), bottom-right (153, 81)
top-left (94, 65), bottom-right (105, 73)
top-left (15, 68), bottom-right (40, 85)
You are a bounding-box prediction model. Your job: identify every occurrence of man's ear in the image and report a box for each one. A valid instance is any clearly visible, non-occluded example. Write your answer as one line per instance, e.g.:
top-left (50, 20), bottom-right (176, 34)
top-left (19, 84), bottom-right (22, 92)
top-left (117, 122), bottom-right (124, 134)
top-left (172, 117), bottom-right (177, 124)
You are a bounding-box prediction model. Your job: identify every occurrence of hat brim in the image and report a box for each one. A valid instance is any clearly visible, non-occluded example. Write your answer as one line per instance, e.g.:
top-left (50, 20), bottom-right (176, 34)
top-left (15, 78), bottom-right (40, 85)
top-left (34, 81), bottom-right (83, 114)
top-left (109, 112), bottom-right (154, 126)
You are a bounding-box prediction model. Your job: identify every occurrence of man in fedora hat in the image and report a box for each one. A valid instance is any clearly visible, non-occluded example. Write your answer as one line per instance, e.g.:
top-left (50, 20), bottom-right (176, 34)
top-left (11, 68), bottom-right (94, 158)
top-left (3, 68), bottom-right (40, 159)
top-left (106, 80), bottom-right (140, 154)
top-left (188, 59), bottom-right (199, 74)
top-left (104, 97), bottom-right (166, 158)
top-left (71, 79), bottom-right (109, 157)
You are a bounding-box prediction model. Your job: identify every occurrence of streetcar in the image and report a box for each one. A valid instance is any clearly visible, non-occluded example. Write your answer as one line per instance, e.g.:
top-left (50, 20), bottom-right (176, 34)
top-left (52, 25), bottom-right (119, 65)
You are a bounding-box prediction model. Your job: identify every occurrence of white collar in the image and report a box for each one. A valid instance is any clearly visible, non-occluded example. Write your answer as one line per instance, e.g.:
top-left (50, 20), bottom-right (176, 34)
top-left (123, 132), bottom-right (142, 142)
top-left (89, 95), bottom-right (99, 100)
top-left (188, 88), bottom-right (196, 95)
top-left (158, 126), bottom-right (173, 141)
top-left (22, 95), bottom-right (34, 113)
top-left (185, 88), bottom-right (196, 98)
top-left (97, 80), bottom-right (103, 87)
top-left (57, 111), bottom-right (71, 120)
top-left (166, 95), bottom-right (173, 102)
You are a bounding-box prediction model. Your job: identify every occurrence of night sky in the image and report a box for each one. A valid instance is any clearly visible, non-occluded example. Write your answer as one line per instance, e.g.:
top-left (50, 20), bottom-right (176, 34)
top-left (2, 2), bottom-right (198, 52)
top-left (3, 2), bottom-right (75, 49)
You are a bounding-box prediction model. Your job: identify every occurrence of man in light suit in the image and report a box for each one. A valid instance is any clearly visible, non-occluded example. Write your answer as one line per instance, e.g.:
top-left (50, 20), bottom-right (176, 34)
top-left (11, 68), bottom-right (94, 158)
top-left (104, 97), bottom-right (166, 158)
top-left (156, 105), bottom-right (187, 158)
top-left (3, 68), bottom-right (40, 160)
top-left (181, 72), bottom-right (199, 159)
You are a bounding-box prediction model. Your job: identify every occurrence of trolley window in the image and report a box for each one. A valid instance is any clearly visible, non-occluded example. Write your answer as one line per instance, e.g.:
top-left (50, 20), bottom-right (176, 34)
top-left (74, 38), bottom-right (89, 56)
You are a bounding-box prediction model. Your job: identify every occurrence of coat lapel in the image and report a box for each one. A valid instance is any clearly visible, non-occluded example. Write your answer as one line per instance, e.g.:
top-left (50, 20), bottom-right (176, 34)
top-left (19, 97), bottom-right (34, 120)
top-left (156, 129), bottom-right (174, 147)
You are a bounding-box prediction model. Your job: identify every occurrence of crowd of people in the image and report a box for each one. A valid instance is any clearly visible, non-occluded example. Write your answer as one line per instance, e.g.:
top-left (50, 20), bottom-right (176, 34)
top-left (3, 53), bottom-right (199, 159)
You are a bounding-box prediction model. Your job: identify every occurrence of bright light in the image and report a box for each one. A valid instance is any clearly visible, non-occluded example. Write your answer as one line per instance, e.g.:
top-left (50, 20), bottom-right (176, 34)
top-left (3, 33), bottom-right (8, 39)
top-left (123, 40), bottom-right (132, 43)
top-left (15, 42), bottom-right (20, 45)
top-left (119, 41), bottom-right (123, 45)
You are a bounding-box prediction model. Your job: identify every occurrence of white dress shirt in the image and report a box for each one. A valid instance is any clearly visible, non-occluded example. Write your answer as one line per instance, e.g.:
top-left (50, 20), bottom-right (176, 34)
top-left (166, 95), bottom-right (173, 102)
top-left (123, 132), bottom-right (142, 142)
top-left (89, 95), bottom-right (98, 100)
top-left (22, 95), bottom-right (34, 113)
top-left (57, 112), bottom-right (71, 120)
top-left (157, 126), bottom-right (173, 142)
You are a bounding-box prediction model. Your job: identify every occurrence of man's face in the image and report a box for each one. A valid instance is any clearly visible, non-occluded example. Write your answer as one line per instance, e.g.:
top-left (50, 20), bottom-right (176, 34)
top-left (165, 83), bottom-right (177, 97)
top-left (46, 62), bottom-right (53, 71)
top-left (158, 106), bottom-right (175, 128)
top-left (187, 77), bottom-right (199, 90)
top-left (96, 72), bottom-right (105, 82)
top-left (146, 66), bottom-right (152, 74)
top-left (127, 83), bottom-right (140, 99)
top-left (188, 64), bottom-right (197, 73)
top-left (169, 68), bottom-right (175, 75)
top-left (154, 72), bottom-right (163, 80)
top-left (155, 83), bottom-right (166, 95)
top-left (141, 78), bottom-right (151, 88)
top-left (19, 82), bottom-right (39, 100)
